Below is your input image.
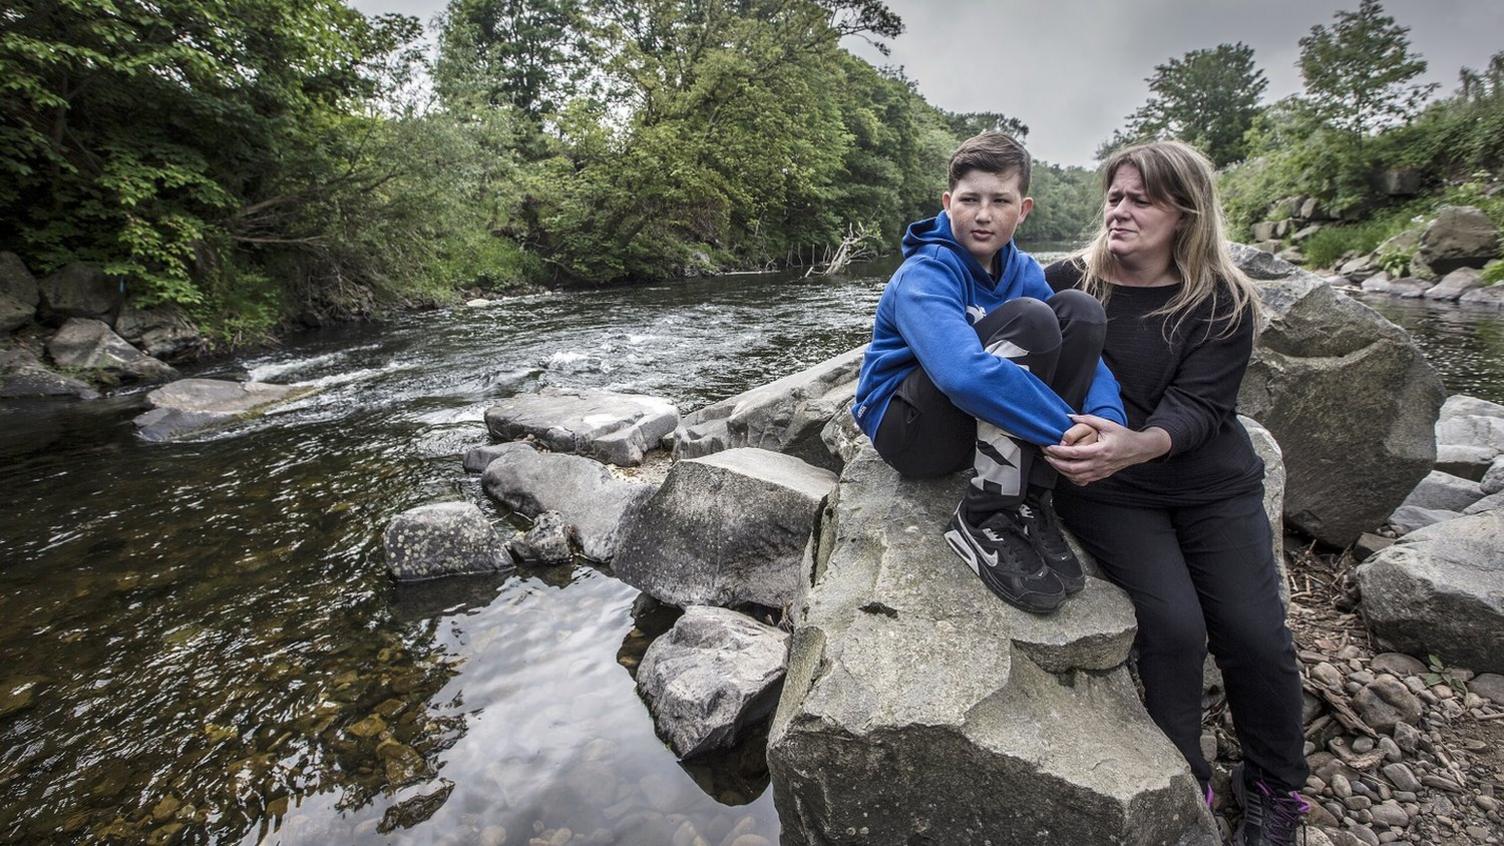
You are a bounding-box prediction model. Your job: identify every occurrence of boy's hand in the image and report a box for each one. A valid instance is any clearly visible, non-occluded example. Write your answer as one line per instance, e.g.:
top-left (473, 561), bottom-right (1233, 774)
top-left (1059, 422), bottom-right (1098, 447)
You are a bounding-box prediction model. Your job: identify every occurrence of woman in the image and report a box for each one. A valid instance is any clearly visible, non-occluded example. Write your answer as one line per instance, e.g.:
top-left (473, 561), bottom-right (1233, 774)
top-left (1040, 141), bottom-right (1308, 846)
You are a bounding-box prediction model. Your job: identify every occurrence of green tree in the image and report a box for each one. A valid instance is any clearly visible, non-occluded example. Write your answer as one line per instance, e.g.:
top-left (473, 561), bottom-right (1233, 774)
top-left (942, 111), bottom-right (1028, 141)
top-left (1298, 0), bottom-right (1437, 139)
top-left (434, 0), bottom-right (590, 119)
top-left (1117, 42), bottom-right (1267, 167)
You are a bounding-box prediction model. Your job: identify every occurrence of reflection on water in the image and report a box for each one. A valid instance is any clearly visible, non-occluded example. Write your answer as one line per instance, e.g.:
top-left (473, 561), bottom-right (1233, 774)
top-left (0, 264), bottom-right (884, 845)
top-left (1356, 292), bottom-right (1504, 404)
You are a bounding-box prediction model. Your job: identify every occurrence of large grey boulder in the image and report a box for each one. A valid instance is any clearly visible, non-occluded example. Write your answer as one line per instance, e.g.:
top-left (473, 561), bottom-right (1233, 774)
top-left (819, 398), bottom-right (867, 470)
top-left (0, 252), bottom-right (39, 333)
top-left (636, 606), bottom-right (789, 758)
top-left (39, 263), bottom-right (122, 320)
top-left (1356, 510), bottom-right (1504, 673)
top-left (673, 346), bottom-right (864, 471)
top-left (113, 303), bottom-right (203, 361)
top-left (46, 318), bottom-right (176, 383)
top-left (480, 443), bottom-right (653, 562)
top-left (1232, 243), bottom-right (1445, 546)
top-left (1434, 394), bottom-right (1504, 479)
top-left (0, 348), bottom-right (99, 399)
top-left (1394, 470), bottom-right (1484, 514)
top-left (768, 445), bottom-right (1214, 846)
top-left (1459, 284), bottom-right (1504, 309)
top-left (483, 388), bottom-right (678, 466)
top-left (613, 448), bottom-right (837, 610)
top-left (1423, 267), bottom-right (1485, 301)
top-left (383, 501), bottom-right (509, 581)
top-left (1242, 416), bottom-right (1287, 570)
top-left (133, 378), bottom-right (308, 441)
top-left (1418, 205), bottom-right (1501, 276)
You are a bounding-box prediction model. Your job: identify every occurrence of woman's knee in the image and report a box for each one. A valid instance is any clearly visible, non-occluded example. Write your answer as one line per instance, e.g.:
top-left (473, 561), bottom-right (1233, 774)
top-left (1137, 601), bottom-right (1209, 656)
top-left (1049, 288), bottom-right (1107, 324)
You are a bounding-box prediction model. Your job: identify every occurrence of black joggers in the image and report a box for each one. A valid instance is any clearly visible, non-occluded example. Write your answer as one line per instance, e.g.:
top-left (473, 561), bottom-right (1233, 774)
top-left (1054, 489), bottom-right (1310, 793)
top-left (872, 289), bottom-right (1106, 519)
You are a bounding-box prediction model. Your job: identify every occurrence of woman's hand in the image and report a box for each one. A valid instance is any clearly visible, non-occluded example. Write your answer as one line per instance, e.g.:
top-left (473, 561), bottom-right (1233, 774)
top-left (1043, 415), bottom-right (1172, 485)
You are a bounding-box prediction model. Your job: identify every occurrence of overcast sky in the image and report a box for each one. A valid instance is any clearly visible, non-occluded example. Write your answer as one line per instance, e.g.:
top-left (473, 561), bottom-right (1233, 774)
top-left (350, 0), bottom-right (1503, 167)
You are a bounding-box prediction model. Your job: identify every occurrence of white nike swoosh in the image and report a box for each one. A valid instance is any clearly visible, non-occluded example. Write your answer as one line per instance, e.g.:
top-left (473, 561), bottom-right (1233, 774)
top-left (978, 548), bottom-right (998, 567)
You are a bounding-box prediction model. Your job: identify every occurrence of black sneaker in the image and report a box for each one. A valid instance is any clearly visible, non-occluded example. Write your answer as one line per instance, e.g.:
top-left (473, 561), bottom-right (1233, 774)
top-left (944, 505), bottom-right (1067, 615)
top-left (1231, 764), bottom-right (1310, 846)
top-left (1018, 489), bottom-right (1085, 594)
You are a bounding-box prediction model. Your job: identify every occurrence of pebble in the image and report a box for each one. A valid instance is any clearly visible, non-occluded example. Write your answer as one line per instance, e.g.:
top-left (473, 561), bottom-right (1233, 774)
top-left (1314, 662), bottom-right (1346, 687)
top-left (1351, 736), bottom-right (1375, 754)
top-left (1354, 677), bottom-right (1423, 733)
top-left (1382, 763), bottom-right (1422, 793)
top-left (1391, 721), bottom-right (1421, 754)
top-left (1378, 736), bottom-right (1402, 763)
top-left (1477, 795), bottom-right (1498, 812)
top-left (1371, 653), bottom-right (1428, 677)
top-left (1332, 774), bottom-right (1354, 798)
top-left (1369, 801), bottom-right (1410, 827)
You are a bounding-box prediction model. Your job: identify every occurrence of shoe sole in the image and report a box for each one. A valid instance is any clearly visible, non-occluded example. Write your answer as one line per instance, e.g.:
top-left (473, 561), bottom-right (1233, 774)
top-left (944, 525), bottom-right (1065, 615)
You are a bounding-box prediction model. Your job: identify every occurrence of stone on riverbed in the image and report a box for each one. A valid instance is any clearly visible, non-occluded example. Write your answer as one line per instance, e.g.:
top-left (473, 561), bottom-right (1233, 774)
top-left (0, 252), bottom-right (39, 333)
top-left (47, 317), bottom-right (176, 383)
top-left (1231, 243), bottom-right (1445, 547)
top-left (768, 445), bottom-right (1215, 846)
top-left (0, 348), bottom-right (99, 399)
top-left (613, 448), bottom-right (838, 611)
top-left (507, 511), bottom-right (575, 566)
top-left (636, 606), bottom-right (789, 758)
top-left (483, 388), bottom-right (678, 466)
top-left (672, 346), bottom-right (864, 471)
top-left (383, 501), bottom-right (510, 581)
top-left (133, 378), bottom-right (310, 441)
top-left (480, 442), bottom-right (653, 562)
top-left (1356, 509), bottom-right (1504, 673)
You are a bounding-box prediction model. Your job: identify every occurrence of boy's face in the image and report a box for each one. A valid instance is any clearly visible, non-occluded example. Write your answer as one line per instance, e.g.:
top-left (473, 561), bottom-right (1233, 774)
top-left (942, 169), bottom-right (1033, 267)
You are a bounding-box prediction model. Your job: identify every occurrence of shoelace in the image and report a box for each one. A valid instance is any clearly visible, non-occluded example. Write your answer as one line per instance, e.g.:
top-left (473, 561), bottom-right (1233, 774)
top-left (1018, 502), bottom-right (1069, 555)
top-left (1256, 781), bottom-right (1311, 843)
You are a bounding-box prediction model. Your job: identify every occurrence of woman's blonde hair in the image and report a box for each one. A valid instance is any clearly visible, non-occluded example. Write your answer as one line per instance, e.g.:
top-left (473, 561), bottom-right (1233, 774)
top-left (1076, 140), bottom-right (1258, 339)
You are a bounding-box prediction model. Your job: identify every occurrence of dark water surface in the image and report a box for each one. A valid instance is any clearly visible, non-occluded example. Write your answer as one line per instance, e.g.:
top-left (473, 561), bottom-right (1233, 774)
top-left (2, 261), bottom-right (1501, 845)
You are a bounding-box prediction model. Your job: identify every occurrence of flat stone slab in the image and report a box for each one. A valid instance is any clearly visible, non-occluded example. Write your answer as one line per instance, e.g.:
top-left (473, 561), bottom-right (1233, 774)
top-left (637, 606), bottom-right (789, 758)
top-left (1357, 510), bottom-right (1504, 673)
top-left (0, 348), bottom-right (98, 399)
top-left (673, 346), bottom-right (864, 471)
top-left (614, 448), bottom-right (837, 611)
top-left (133, 378), bottom-right (309, 441)
top-left (1396, 470), bottom-right (1485, 513)
top-left (768, 445), bottom-right (1214, 846)
top-left (483, 388), bottom-right (678, 466)
top-left (383, 501), bottom-right (510, 581)
top-left (479, 443), bottom-right (653, 562)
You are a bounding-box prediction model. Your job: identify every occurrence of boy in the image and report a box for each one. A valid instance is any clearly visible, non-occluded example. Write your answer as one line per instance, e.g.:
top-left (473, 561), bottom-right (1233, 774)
top-left (851, 132), bottom-right (1126, 614)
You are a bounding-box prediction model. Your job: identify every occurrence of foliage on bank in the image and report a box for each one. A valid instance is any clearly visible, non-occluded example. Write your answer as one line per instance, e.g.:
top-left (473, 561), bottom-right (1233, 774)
top-left (0, 0), bottom-right (1100, 347)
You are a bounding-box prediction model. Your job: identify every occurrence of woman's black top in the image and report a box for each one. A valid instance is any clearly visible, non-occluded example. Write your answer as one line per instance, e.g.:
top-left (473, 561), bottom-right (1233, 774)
top-left (1045, 259), bottom-right (1264, 507)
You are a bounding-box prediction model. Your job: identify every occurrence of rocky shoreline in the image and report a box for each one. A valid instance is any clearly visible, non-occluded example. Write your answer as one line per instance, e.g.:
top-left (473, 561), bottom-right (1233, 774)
top-left (360, 244), bottom-right (1502, 844)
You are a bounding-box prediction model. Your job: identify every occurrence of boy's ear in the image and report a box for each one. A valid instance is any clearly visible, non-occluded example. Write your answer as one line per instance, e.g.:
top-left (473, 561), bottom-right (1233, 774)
top-left (941, 190), bottom-right (953, 211)
top-left (1018, 196), bottom-right (1034, 222)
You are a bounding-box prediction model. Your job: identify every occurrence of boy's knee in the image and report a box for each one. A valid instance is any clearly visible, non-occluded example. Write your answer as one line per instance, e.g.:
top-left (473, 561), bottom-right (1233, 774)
top-left (1048, 288), bottom-right (1106, 324)
top-left (984, 297), bottom-right (1060, 351)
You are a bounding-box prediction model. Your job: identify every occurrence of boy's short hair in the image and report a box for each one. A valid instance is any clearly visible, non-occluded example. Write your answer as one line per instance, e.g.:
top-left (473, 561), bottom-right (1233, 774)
top-left (948, 132), bottom-right (1031, 195)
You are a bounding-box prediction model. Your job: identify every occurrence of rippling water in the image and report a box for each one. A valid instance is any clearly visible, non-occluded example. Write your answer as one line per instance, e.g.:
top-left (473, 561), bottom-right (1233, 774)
top-left (2, 261), bottom-right (1500, 845)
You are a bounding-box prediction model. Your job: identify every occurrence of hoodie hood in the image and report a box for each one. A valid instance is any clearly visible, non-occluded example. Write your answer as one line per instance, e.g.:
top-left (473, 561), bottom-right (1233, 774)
top-left (901, 211), bottom-right (1029, 293)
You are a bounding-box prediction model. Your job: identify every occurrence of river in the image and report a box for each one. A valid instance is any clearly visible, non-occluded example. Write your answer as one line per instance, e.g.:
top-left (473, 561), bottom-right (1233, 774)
top-left (0, 258), bottom-right (1500, 845)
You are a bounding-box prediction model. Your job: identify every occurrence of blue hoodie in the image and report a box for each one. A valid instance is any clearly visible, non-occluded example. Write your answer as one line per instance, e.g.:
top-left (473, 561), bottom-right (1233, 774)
top-left (852, 211), bottom-right (1126, 446)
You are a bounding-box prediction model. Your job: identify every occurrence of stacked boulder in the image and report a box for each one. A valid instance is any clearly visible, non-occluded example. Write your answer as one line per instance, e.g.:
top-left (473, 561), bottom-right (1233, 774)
top-left (1247, 195), bottom-right (1344, 264)
top-left (0, 252), bottom-right (203, 398)
top-left (768, 445), bottom-right (1217, 845)
top-left (1231, 244), bottom-right (1444, 546)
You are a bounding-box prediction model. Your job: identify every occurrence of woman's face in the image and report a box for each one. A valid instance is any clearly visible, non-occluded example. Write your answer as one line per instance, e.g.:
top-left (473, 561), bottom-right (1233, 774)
top-left (1104, 164), bottom-right (1183, 267)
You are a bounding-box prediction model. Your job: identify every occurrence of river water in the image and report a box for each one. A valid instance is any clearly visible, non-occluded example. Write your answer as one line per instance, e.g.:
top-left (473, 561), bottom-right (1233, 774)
top-left (0, 260), bottom-right (1500, 845)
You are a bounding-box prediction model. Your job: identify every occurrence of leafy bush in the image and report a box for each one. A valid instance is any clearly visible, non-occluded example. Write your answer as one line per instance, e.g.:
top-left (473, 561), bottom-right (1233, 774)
top-left (1482, 261), bottom-right (1504, 286)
